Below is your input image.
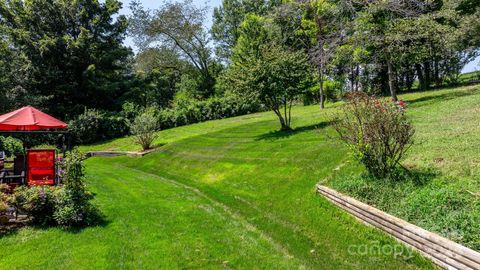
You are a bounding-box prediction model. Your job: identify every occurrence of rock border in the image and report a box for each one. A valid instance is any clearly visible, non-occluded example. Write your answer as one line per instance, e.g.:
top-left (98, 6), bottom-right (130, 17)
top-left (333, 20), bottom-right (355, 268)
top-left (317, 185), bottom-right (480, 270)
top-left (86, 149), bottom-right (155, 158)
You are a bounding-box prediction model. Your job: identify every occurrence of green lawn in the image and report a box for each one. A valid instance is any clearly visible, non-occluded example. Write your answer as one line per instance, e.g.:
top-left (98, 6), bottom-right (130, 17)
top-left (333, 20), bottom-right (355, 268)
top-left (0, 92), bottom-right (447, 269)
top-left (6, 85), bottom-right (480, 269)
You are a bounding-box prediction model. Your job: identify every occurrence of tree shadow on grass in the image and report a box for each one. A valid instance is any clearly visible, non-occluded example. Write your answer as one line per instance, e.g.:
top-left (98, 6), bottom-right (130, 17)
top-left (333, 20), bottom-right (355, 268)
top-left (406, 88), bottom-right (479, 107)
top-left (0, 216), bottom-right (111, 239)
top-left (0, 221), bottom-right (27, 239)
top-left (397, 167), bottom-right (439, 187)
top-left (62, 217), bottom-right (110, 234)
top-left (361, 166), bottom-right (440, 187)
top-left (255, 120), bottom-right (334, 141)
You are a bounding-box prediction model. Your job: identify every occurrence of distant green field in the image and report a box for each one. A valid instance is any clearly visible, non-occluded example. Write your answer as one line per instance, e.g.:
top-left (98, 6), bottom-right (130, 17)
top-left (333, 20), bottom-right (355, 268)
top-left (459, 70), bottom-right (480, 83)
top-left (0, 91), bottom-right (454, 269)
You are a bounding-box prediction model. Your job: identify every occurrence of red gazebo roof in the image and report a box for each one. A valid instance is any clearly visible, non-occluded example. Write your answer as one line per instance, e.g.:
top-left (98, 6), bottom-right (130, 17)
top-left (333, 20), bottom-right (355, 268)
top-left (0, 106), bottom-right (68, 131)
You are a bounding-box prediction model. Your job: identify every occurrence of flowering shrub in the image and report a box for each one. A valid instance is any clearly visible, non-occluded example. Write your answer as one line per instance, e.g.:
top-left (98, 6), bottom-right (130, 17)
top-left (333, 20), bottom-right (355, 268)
top-left (333, 92), bottom-right (415, 178)
top-left (53, 149), bottom-right (101, 227)
top-left (6, 150), bottom-right (102, 228)
top-left (11, 186), bottom-right (59, 226)
top-left (0, 185), bottom-right (10, 224)
top-left (0, 184), bottom-right (10, 213)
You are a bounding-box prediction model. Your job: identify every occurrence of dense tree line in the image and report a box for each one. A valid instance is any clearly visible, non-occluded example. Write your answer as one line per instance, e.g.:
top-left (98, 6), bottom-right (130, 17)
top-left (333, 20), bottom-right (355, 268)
top-left (0, 0), bottom-right (479, 135)
top-left (0, 0), bottom-right (132, 117)
top-left (214, 0), bottom-right (480, 104)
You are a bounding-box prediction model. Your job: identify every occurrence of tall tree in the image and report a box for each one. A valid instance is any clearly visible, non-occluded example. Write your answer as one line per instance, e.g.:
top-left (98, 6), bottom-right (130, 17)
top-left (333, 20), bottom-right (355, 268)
top-left (223, 44), bottom-right (312, 130)
top-left (211, 0), bottom-right (281, 61)
top-left (129, 0), bottom-right (215, 98)
top-left (0, 0), bottom-right (132, 117)
top-left (351, 0), bottom-right (429, 100)
top-left (302, 0), bottom-right (344, 109)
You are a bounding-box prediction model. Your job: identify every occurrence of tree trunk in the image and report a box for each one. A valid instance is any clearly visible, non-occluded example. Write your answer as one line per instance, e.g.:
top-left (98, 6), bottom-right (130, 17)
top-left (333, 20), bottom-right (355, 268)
top-left (434, 60), bottom-right (441, 87)
top-left (424, 61), bottom-right (431, 90)
top-left (406, 66), bottom-right (414, 92)
top-left (415, 64), bottom-right (426, 91)
top-left (387, 59), bottom-right (398, 101)
top-left (274, 109), bottom-right (287, 130)
top-left (318, 70), bottom-right (325, 109)
top-left (355, 65), bottom-right (360, 92)
top-left (349, 67), bottom-right (355, 92)
top-left (319, 81), bottom-right (325, 109)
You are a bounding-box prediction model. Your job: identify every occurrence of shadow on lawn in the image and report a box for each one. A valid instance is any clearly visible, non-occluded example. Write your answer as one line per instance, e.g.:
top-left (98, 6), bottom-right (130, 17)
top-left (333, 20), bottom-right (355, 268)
top-left (395, 167), bottom-right (439, 186)
top-left (406, 87), bottom-right (479, 107)
top-left (256, 121), bottom-right (333, 141)
top-left (62, 218), bottom-right (110, 234)
top-left (358, 166), bottom-right (439, 187)
top-left (0, 221), bottom-right (26, 239)
top-left (0, 218), bottom-right (110, 239)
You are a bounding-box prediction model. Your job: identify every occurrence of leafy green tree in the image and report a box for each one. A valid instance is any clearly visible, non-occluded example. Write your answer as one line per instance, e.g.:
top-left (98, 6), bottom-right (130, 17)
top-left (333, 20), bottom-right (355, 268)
top-left (129, 0), bottom-right (215, 98)
top-left (301, 0), bottom-right (344, 109)
top-left (223, 44), bottom-right (312, 130)
top-left (123, 47), bottom-right (187, 108)
top-left (0, 0), bottom-right (132, 117)
top-left (232, 14), bottom-right (270, 63)
top-left (128, 107), bottom-right (159, 150)
top-left (211, 0), bottom-right (281, 61)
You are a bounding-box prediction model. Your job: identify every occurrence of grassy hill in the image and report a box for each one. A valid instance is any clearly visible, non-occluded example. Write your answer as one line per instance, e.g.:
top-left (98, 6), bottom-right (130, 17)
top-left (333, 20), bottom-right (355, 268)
top-left (327, 85), bottom-right (480, 250)
top-left (5, 85), bottom-right (480, 269)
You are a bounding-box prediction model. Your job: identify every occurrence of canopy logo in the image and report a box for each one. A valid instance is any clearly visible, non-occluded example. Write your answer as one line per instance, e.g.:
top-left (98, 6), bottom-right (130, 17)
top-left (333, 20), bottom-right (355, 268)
top-left (348, 241), bottom-right (415, 259)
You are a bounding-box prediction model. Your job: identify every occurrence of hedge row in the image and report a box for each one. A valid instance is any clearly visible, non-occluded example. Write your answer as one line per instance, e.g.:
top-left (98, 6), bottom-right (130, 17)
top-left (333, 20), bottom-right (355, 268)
top-left (69, 95), bottom-right (265, 145)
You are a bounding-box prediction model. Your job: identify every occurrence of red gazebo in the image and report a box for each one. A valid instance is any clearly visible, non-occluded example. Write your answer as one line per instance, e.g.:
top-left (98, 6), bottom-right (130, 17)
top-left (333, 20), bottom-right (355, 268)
top-left (0, 106), bottom-right (68, 186)
top-left (0, 106), bottom-right (67, 131)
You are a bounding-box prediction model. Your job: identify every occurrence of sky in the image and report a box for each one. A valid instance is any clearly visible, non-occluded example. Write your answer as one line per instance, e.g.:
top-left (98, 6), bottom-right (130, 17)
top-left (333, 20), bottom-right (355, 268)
top-left (118, 0), bottom-right (480, 73)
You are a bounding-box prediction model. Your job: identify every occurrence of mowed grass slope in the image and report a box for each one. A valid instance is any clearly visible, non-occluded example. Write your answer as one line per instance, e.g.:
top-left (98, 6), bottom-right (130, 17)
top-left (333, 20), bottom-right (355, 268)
top-left (328, 85), bottom-right (480, 250)
top-left (0, 93), bottom-right (449, 269)
top-left (0, 162), bottom-right (305, 269)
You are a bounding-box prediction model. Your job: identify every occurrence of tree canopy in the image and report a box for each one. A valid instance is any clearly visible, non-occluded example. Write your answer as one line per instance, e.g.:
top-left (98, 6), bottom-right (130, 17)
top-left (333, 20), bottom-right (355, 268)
top-left (0, 0), bottom-right (132, 117)
top-left (1, 0), bottom-right (480, 136)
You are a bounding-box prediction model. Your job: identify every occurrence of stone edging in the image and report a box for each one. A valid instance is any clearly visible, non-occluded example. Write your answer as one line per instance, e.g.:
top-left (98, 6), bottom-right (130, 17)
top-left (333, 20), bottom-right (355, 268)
top-left (316, 184), bottom-right (480, 270)
top-left (86, 149), bottom-right (155, 158)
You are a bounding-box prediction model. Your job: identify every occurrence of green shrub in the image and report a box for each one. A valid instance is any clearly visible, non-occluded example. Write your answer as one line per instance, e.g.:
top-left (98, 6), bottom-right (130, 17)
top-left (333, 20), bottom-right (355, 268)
top-left (157, 94), bottom-right (265, 129)
top-left (69, 109), bottom-right (128, 145)
top-left (68, 94), bottom-right (263, 145)
top-left (12, 185), bottom-right (59, 226)
top-left (0, 136), bottom-right (23, 156)
top-left (128, 108), bottom-right (159, 151)
top-left (333, 92), bottom-right (415, 179)
top-left (0, 184), bottom-right (10, 215)
top-left (53, 149), bottom-right (101, 227)
top-left (323, 80), bottom-right (343, 102)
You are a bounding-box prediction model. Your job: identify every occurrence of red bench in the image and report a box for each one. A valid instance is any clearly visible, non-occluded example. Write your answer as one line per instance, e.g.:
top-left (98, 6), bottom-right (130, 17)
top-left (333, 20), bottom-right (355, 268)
top-left (27, 149), bottom-right (55, 185)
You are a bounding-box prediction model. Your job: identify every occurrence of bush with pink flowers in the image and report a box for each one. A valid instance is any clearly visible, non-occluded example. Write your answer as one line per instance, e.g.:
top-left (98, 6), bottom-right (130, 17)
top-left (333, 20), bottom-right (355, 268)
top-left (333, 92), bottom-right (415, 178)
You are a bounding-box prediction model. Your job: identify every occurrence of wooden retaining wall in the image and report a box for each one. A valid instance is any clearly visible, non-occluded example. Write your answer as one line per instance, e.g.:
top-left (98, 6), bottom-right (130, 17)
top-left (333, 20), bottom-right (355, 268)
top-left (316, 185), bottom-right (480, 270)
